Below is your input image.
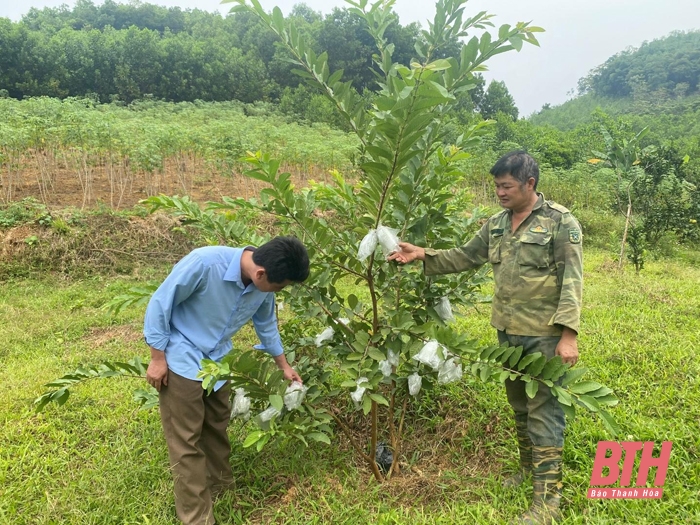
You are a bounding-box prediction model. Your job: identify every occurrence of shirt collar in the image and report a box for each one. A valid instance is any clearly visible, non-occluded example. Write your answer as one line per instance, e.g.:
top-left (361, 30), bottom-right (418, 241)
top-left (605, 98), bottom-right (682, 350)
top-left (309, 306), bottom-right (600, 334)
top-left (532, 192), bottom-right (545, 211)
top-left (223, 246), bottom-right (255, 289)
top-left (506, 192), bottom-right (545, 218)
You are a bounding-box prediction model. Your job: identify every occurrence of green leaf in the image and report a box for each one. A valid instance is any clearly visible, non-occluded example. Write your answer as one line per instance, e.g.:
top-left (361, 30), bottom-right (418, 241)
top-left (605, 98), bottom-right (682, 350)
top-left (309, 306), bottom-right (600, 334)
top-left (499, 346), bottom-right (515, 363)
top-left (269, 395), bottom-right (284, 411)
top-left (362, 395), bottom-right (372, 415)
top-left (489, 345), bottom-right (509, 362)
top-left (307, 432), bottom-right (331, 445)
top-left (587, 386), bottom-right (614, 398)
top-left (508, 36), bottom-right (523, 52)
top-left (576, 395), bottom-right (601, 412)
top-left (599, 410), bottom-right (621, 436)
top-left (479, 364), bottom-right (491, 382)
top-left (561, 402), bottom-right (575, 420)
top-left (527, 355), bottom-right (547, 377)
top-left (525, 380), bottom-right (539, 399)
top-left (540, 356), bottom-right (563, 380)
top-left (498, 24), bottom-right (512, 40)
top-left (561, 367), bottom-right (587, 386)
top-left (242, 431), bottom-right (264, 449)
top-left (327, 69), bottom-right (344, 86)
top-left (508, 346), bottom-right (523, 367)
top-left (271, 6), bottom-right (285, 32)
top-left (594, 395), bottom-right (620, 407)
top-left (368, 393), bottom-right (389, 406)
top-left (355, 331), bottom-right (370, 347)
top-left (479, 345), bottom-right (498, 361)
top-left (256, 433), bottom-right (271, 452)
top-left (368, 348), bottom-right (386, 362)
top-left (425, 58), bottom-right (452, 71)
top-left (569, 381), bottom-right (603, 395)
top-left (460, 36), bottom-right (479, 70)
top-left (517, 352), bottom-right (542, 371)
top-left (552, 386), bottom-right (572, 406)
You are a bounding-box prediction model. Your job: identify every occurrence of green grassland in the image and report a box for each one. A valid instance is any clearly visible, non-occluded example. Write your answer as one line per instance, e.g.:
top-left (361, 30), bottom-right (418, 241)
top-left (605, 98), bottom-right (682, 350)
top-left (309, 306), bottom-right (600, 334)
top-left (1, 248), bottom-right (698, 524)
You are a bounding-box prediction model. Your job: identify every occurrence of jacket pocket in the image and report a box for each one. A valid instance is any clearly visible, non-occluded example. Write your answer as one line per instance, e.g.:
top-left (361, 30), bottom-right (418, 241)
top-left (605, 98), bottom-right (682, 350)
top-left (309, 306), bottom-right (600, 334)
top-left (518, 233), bottom-right (552, 268)
top-left (488, 236), bottom-right (502, 264)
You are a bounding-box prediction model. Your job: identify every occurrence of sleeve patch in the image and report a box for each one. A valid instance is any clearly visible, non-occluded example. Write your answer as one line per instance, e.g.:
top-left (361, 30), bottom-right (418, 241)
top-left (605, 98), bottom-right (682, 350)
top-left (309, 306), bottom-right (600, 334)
top-left (568, 229), bottom-right (581, 244)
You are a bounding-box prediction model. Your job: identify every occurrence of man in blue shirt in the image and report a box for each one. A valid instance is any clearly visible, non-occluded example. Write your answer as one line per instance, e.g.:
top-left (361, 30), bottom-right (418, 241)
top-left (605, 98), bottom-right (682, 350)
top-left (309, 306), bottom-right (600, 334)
top-left (144, 236), bottom-right (309, 525)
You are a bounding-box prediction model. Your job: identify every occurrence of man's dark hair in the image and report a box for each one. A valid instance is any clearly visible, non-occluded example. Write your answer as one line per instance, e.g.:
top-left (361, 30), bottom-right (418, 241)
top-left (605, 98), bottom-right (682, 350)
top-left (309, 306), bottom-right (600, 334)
top-left (490, 150), bottom-right (539, 190)
top-left (253, 236), bottom-right (310, 283)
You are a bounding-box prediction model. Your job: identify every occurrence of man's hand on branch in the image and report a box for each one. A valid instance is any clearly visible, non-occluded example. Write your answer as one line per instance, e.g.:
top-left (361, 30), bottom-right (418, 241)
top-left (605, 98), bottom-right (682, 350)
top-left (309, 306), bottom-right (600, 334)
top-left (273, 353), bottom-right (303, 384)
top-left (387, 242), bottom-right (425, 264)
top-left (282, 367), bottom-right (303, 384)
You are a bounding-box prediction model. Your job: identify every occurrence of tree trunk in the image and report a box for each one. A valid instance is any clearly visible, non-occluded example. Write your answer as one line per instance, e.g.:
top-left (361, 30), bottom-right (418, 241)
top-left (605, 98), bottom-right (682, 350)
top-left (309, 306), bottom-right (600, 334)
top-left (618, 193), bottom-right (633, 270)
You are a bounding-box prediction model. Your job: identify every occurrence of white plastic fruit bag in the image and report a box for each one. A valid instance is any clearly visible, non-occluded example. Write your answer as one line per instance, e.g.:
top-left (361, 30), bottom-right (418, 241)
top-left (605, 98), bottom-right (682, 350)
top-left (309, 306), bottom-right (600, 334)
top-left (314, 326), bottom-right (335, 347)
top-left (376, 223), bottom-right (401, 256)
top-left (283, 381), bottom-right (307, 411)
top-left (253, 405), bottom-right (280, 430)
top-left (378, 359), bottom-right (393, 377)
top-left (437, 357), bottom-right (463, 384)
top-left (358, 229), bottom-right (378, 261)
top-left (230, 388), bottom-right (251, 420)
top-left (350, 376), bottom-right (369, 405)
top-left (408, 373), bottom-right (422, 396)
top-left (435, 296), bottom-right (455, 323)
top-left (413, 340), bottom-right (445, 370)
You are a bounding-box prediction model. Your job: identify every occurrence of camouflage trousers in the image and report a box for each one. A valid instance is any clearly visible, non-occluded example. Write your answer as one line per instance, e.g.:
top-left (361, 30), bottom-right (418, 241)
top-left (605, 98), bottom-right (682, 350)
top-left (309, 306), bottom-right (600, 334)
top-left (498, 331), bottom-right (565, 448)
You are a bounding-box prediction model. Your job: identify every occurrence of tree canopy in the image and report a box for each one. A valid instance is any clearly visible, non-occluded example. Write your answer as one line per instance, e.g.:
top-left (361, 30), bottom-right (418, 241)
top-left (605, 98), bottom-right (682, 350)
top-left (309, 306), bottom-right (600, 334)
top-left (0, 1), bottom-right (432, 103)
top-left (479, 80), bottom-right (518, 120)
top-left (578, 30), bottom-right (700, 99)
top-left (0, 0), bottom-right (501, 123)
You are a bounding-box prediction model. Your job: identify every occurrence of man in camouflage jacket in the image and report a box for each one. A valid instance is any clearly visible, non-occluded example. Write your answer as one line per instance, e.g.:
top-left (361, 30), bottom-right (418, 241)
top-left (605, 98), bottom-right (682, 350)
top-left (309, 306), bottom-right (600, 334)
top-left (390, 151), bottom-right (582, 524)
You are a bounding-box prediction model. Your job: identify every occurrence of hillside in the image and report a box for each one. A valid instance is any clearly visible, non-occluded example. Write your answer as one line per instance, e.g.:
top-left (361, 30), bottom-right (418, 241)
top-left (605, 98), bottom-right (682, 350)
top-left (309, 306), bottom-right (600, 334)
top-left (529, 91), bottom-right (700, 143)
top-left (529, 30), bottom-right (700, 129)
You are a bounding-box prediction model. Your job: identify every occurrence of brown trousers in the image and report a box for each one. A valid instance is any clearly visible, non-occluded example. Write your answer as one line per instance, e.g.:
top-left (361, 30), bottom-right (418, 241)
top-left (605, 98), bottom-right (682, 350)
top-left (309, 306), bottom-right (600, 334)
top-left (159, 371), bottom-right (233, 525)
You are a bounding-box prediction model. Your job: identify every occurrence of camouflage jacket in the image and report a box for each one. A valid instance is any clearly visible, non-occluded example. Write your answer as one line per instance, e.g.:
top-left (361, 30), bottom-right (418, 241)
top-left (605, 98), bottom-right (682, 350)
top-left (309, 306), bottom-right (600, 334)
top-left (424, 194), bottom-right (583, 336)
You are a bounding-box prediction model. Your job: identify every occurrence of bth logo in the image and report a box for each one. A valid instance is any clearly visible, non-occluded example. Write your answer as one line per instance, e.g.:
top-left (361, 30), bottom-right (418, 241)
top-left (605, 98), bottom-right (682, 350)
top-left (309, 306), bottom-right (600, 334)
top-left (588, 441), bottom-right (672, 499)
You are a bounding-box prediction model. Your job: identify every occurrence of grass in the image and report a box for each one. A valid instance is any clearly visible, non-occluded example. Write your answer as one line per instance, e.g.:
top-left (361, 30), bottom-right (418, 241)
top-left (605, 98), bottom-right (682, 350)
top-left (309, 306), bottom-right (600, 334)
top-left (0, 249), bottom-right (699, 524)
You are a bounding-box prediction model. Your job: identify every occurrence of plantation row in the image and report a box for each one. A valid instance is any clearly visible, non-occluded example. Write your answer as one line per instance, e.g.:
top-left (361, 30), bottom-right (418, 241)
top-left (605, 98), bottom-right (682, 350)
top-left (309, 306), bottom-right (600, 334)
top-left (0, 97), bottom-right (358, 207)
top-left (1, 95), bottom-right (698, 256)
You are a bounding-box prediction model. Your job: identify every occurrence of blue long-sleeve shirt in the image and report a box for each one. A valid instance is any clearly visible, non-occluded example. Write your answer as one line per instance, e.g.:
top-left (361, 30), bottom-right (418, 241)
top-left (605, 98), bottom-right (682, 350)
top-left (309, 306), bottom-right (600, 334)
top-left (143, 246), bottom-right (284, 384)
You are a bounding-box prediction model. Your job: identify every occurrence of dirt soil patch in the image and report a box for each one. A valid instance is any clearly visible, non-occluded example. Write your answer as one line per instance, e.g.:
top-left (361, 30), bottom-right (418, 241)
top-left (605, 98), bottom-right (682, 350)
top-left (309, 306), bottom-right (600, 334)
top-left (4, 160), bottom-right (322, 210)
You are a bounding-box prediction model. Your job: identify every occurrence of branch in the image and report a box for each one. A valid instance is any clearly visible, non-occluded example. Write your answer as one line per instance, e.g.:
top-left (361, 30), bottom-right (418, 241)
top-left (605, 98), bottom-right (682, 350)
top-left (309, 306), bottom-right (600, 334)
top-left (329, 409), bottom-right (373, 464)
top-left (374, 68), bottom-right (426, 228)
top-left (388, 395), bottom-right (409, 479)
top-left (369, 400), bottom-right (383, 482)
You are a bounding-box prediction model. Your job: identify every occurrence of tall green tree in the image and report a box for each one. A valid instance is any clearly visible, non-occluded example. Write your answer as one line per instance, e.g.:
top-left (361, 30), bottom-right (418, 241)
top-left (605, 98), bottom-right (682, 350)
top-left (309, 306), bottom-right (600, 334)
top-left (592, 126), bottom-right (652, 269)
top-left (479, 79), bottom-right (518, 120)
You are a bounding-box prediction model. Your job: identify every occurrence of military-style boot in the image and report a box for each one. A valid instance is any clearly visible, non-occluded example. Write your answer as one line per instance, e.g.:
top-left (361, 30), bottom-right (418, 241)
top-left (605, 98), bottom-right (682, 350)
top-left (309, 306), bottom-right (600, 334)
top-left (515, 446), bottom-right (563, 524)
top-left (503, 421), bottom-right (533, 488)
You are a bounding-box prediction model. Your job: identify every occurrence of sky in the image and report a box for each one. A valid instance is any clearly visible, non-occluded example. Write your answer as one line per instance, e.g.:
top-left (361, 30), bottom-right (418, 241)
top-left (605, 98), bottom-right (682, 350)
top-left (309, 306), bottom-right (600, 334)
top-left (3, 0), bottom-right (700, 116)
